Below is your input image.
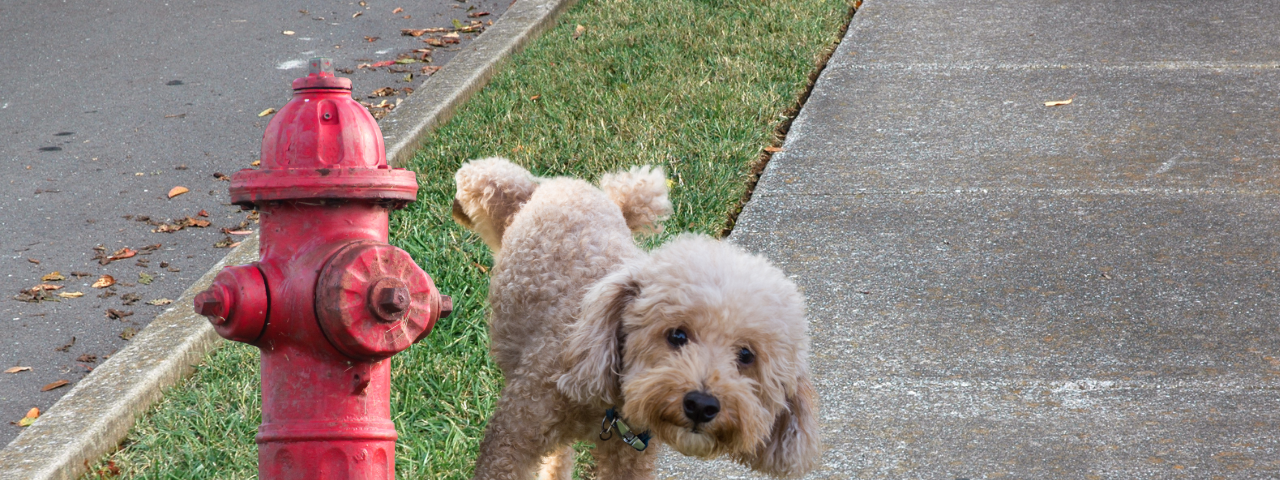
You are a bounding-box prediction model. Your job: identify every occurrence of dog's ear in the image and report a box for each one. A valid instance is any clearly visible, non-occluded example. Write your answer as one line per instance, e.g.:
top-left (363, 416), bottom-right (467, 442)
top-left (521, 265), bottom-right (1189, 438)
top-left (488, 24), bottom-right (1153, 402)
top-left (743, 371), bottom-right (821, 478)
top-left (556, 269), bottom-right (639, 406)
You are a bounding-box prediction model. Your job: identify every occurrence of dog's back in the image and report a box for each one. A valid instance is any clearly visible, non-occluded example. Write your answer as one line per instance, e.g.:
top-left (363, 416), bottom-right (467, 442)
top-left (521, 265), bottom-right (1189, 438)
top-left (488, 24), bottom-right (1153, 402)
top-left (452, 158), bottom-right (672, 374)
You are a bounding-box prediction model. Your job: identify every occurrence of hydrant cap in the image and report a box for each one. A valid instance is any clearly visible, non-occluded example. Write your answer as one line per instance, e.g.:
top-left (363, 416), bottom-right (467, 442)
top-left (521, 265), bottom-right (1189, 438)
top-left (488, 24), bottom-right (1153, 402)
top-left (292, 57), bottom-right (352, 91)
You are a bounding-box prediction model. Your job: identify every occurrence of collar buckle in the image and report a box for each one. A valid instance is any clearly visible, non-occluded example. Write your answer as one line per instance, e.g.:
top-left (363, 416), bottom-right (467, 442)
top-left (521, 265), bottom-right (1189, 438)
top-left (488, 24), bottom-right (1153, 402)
top-left (600, 407), bottom-right (651, 451)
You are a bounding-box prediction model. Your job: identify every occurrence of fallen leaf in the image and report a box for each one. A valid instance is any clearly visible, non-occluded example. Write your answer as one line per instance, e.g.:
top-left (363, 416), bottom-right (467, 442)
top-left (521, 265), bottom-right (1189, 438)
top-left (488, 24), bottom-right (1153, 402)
top-left (198, 209), bottom-right (209, 217)
top-left (27, 258), bottom-right (40, 264)
top-left (468, 11), bottom-right (490, 17)
top-left (452, 18), bottom-right (465, 29)
top-left (120, 328), bottom-right (139, 340)
top-left (666, 179), bottom-right (676, 189)
top-left (167, 186), bottom-right (189, 198)
top-left (401, 29), bottom-right (428, 36)
top-left (92, 275), bottom-right (116, 288)
top-left (106, 247), bottom-right (137, 263)
top-left (42, 271), bottom-right (66, 282)
top-left (147, 298), bottom-right (173, 306)
top-left (258, 108), bottom-right (276, 117)
top-left (370, 87), bottom-right (398, 97)
top-left (55, 337), bottom-right (75, 352)
top-left (183, 217), bottom-right (212, 228)
top-left (57, 292), bottom-right (84, 298)
top-left (573, 24), bottom-right (586, 40)
top-left (18, 407), bottom-right (39, 427)
top-left (421, 65), bottom-right (442, 75)
top-left (764, 146), bottom-right (783, 153)
top-left (41, 380), bottom-right (69, 391)
top-left (365, 36), bottom-right (380, 42)
top-left (529, 95), bottom-right (541, 101)
top-left (106, 309), bottom-right (133, 320)
top-left (443, 32), bottom-right (460, 40)
top-left (213, 172), bottom-right (231, 181)
top-left (32, 283), bottom-right (62, 291)
top-left (138, 272), bottom-right (154, 285)
top-left (392, 7), bottom-right (403, 13)
top-left (4, 366), bottom-right (31, 374)
top-left (1044, 99), bottom-right (1073, 107)
top-left (223, 229), bottom-right (253, 235)
top-left (141, 243), bottom-right (162, 251)
top-left (352, 11), bottom-right (363, 18)
top-left (251, 160), bottom-right (261, 167)
top-left (121, 293), bottom-right (140, 305)
top-left (76, 354), bottom-right (97, 363)
top-left (394, 57), bottom-right (417, 64)
top-left (282, 30), bottom-right (295, 35)
top-left (214, 237), bottom-right (237, 248)
top-left (70, 271), bottom-right (92, 277)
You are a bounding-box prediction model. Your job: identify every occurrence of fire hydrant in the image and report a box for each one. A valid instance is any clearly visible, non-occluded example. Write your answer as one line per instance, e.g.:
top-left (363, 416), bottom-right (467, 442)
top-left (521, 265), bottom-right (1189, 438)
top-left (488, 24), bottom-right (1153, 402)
top-left (193, 58), bottom-right (449, 479)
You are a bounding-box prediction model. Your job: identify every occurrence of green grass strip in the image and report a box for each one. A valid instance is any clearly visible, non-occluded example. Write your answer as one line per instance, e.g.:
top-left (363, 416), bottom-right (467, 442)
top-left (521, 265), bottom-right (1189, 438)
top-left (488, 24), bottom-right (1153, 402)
top-left (87, 0), bottom-right (851, 478)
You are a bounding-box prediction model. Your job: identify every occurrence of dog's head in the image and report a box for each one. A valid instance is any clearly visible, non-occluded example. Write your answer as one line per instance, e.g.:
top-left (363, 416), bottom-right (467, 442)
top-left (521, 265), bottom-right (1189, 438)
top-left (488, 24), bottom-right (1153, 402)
top-left (557, 234), bottom-right (820, 478)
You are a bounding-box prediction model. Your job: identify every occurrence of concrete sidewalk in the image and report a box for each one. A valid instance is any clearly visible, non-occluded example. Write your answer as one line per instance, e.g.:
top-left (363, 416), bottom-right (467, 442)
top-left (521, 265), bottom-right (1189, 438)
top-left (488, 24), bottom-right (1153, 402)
top-left (660, 0), bottom-right (1280, 478)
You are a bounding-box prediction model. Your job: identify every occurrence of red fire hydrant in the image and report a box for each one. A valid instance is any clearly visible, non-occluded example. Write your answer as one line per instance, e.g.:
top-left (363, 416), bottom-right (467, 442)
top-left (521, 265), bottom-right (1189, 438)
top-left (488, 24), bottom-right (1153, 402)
top-left (193, 58), bottom-right (449, 479)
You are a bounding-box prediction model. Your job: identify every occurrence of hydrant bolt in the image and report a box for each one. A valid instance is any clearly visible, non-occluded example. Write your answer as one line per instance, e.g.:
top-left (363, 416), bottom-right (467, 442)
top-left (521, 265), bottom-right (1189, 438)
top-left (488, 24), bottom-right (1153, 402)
top-left (194, 291), bottom-right (226, 323)
top-left (374, 284), bottom-right (410, 317)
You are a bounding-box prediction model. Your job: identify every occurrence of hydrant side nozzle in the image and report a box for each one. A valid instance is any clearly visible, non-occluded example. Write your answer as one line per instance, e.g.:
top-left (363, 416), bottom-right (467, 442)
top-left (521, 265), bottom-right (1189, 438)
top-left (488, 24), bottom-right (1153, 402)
top-left (440, 295), bottom-right (453, 319)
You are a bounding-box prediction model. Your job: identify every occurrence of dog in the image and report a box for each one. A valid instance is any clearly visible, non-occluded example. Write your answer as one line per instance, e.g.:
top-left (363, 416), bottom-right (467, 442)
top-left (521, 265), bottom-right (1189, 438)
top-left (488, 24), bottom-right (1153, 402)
top-left (451, 158), bottom-right (819, 480)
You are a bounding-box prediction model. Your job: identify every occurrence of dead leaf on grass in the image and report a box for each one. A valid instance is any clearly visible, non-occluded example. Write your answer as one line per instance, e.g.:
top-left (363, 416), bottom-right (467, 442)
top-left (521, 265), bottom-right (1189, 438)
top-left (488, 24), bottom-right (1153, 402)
top-left (573, 24), bottom-right (586, 39)
top-left (41, 380), bottom-right (69, 392)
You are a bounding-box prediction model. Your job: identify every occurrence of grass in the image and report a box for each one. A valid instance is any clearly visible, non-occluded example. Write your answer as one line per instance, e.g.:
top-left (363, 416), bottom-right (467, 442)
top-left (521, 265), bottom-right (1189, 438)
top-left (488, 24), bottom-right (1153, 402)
top-left (86, 0), bottom-right (852, 478)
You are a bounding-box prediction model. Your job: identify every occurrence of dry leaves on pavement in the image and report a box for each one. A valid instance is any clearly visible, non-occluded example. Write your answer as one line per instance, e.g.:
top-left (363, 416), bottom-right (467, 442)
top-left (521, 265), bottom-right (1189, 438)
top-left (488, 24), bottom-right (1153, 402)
top-left (41, 380), bottom-right (69, 392)
top-left (4, 366), bottom-right (31, 374)
top-left (167, 186), bottom-right (189, 198)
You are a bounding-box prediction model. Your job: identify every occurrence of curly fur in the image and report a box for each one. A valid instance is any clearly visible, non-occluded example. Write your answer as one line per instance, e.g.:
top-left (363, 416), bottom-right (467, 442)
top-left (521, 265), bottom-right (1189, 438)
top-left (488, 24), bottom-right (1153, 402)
top-left (453, 158), bottom-right (820, 480)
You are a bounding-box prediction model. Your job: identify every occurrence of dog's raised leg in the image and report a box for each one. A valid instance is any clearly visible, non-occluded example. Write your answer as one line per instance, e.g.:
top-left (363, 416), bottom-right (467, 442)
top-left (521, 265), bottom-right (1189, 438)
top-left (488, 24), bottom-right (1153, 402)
top-left (591, 436), bottom-right (657, 480)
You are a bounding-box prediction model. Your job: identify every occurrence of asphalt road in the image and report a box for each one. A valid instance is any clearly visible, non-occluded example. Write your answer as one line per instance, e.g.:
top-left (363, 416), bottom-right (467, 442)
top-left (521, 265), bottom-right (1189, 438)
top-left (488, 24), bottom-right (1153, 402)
top-left (0, 0), bottom-right (509, 446)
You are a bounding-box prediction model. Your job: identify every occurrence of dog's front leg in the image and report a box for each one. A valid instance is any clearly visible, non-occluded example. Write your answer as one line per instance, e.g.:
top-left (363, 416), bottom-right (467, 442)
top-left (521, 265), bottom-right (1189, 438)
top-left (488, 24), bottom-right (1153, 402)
top-left (591, 437), bottom-right (658, 480)
top-left (473, 387), bottom-right (563, 480)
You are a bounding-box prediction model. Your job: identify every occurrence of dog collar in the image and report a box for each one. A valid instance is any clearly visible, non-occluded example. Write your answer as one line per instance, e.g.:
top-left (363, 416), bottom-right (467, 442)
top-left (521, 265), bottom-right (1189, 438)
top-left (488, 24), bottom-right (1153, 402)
top-left (600, 407), bottom-right (651, 451)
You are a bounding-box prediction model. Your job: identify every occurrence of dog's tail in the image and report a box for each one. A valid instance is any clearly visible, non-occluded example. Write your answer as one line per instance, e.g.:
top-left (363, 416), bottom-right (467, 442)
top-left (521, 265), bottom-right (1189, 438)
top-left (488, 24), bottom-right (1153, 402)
top-left (452, 157), bottom-right (538, 253)
top-left (598, 165), bottom-right (673, 236)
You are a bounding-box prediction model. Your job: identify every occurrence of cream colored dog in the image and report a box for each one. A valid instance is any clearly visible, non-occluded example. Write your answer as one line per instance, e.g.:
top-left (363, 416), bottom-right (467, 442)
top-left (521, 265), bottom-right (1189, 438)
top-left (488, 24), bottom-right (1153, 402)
top-left (452, 158), bottom-right (819, 480)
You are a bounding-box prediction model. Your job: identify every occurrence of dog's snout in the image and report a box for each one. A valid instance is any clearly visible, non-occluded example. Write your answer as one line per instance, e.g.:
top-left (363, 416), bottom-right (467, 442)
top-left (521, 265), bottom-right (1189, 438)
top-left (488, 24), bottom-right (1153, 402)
top-left (682, 391), bottom-right (720, 424)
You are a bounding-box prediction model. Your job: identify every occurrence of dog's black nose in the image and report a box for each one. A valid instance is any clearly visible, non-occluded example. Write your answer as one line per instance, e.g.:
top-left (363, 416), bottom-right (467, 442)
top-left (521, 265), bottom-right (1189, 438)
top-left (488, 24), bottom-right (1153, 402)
top-left (682, 391), bottom-right (720, 424)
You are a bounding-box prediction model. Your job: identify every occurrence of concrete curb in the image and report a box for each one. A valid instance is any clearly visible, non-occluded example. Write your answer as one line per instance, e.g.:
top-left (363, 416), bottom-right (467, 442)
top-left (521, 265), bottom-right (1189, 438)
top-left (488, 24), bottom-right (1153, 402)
top-left (382, 0), bottom-right (579, 167)
top-left (0, 0), bottom-right (575, 478)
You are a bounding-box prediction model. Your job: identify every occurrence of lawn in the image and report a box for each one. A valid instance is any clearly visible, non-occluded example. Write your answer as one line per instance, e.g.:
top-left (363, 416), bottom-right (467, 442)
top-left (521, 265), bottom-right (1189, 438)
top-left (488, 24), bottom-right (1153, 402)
top-left (87, 0), bottom-right (853, 477)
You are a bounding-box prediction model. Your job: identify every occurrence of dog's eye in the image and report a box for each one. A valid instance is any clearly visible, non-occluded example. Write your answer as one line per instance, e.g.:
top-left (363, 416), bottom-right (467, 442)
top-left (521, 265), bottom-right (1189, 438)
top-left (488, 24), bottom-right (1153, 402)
top-left (667, 328), bottom-right (689, 348)
top-left (737, 347), bottom-right (755, 365)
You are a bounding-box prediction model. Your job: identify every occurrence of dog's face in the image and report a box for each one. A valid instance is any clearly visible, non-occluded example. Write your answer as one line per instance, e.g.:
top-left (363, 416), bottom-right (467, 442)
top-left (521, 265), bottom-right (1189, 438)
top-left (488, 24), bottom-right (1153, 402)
top-left (558, 234), bottom-right (820, 478)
